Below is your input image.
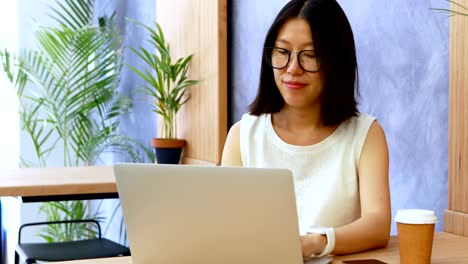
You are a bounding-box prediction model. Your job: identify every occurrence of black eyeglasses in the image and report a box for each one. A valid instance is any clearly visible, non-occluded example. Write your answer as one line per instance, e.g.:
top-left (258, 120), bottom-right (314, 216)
top-left (264, 47), bottom-right (319, 72)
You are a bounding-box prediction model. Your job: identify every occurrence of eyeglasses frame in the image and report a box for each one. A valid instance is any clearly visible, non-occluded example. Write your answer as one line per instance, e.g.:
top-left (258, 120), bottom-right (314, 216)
top-left (264, 47), bottom-right (320, 73)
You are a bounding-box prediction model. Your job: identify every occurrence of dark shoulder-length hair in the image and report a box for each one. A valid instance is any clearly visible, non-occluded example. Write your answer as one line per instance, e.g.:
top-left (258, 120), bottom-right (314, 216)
top-left (248, 0), bottom-right (359, 127)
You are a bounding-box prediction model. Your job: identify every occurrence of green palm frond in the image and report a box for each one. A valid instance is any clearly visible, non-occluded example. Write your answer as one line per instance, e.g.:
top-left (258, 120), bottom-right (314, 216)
top-left (431, 0), bottom-right (468, 17)
top-left (38, 201), bottom-right (104, 242)
top-left (50, 0), bottom-right (94, 30)
top-left (0, 49), bottom-right (28, 96)
top-left (1, 49), bottom-right (15, 82)
top-left (19, 101), bottom-right (56, 167)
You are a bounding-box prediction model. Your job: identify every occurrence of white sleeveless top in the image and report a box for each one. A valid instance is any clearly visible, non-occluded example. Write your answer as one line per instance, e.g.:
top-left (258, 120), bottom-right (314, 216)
top-left (240, 113), bottom-right (375, 234)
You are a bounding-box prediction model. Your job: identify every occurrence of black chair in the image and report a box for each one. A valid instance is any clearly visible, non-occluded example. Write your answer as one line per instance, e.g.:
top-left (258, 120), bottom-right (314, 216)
top-left (14, 219), bottom-right (130, 264)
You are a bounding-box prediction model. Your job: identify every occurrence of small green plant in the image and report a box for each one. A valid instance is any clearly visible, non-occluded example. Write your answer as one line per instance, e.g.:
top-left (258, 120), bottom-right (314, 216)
top-left (127, 20), bottom-right (200, 139)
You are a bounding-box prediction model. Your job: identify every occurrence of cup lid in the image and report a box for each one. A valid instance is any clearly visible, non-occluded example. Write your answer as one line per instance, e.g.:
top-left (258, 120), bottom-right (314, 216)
top-left (394, 209), bottom-right (438, 224)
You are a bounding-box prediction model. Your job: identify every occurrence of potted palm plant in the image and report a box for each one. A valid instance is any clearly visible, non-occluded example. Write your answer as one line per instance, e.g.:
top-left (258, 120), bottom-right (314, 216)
top-left (1, 0), bottom-right (153, 242)
top-left (127, 21), bottom-right (200, 164)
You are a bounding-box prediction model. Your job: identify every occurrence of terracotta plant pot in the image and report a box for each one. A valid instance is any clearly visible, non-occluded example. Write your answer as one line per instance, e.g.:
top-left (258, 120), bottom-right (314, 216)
top-left (151, 138), bottom-right (186, 164)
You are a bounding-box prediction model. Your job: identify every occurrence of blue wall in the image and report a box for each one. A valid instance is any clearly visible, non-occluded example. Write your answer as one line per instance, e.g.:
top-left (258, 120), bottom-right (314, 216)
top-left (231, 0), bottom-right (449, 234)
top-left (102, 0), bottom-right (157, 163)
top-left (118, 0), bottom-right (157, 161)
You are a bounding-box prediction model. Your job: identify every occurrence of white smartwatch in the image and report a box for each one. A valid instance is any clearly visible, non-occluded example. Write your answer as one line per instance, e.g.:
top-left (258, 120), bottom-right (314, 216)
top-left (305, 227), bottom-right (335, 258)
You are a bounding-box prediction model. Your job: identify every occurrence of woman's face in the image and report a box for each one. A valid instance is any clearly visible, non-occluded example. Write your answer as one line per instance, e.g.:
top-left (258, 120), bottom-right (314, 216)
top-left (273, 18), bottom-right (323, 111)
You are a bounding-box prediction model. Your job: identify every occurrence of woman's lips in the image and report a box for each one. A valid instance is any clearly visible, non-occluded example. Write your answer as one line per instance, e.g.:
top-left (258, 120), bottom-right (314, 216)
top-left (284, 81), bottom-right (306, 89)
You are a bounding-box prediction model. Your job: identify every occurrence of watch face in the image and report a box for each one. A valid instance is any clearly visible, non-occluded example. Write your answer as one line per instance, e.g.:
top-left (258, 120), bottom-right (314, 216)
top-left (343, 259), bottom-right (388, 264)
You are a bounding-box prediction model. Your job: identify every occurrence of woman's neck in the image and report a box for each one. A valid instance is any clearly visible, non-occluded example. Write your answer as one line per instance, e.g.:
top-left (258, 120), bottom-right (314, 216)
top-left (271, 106), bottom-right (338, 146)
top-left (273, 106), bottom-right (324, 132)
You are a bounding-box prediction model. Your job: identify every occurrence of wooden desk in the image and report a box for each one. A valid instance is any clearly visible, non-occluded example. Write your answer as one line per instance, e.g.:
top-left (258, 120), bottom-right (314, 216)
top-left (333, 232), bottom-right (468, 263)
top-left (0, 166), bottom-right (118, 202)
top-left (51, 232), bottom-right (468, 264)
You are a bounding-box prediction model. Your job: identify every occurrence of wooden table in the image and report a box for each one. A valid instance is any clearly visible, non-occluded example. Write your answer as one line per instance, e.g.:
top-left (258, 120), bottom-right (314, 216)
top-left (0, 166), bottom-right (118, 201)
top-left (3, 169), bottom-right (468, 263)
top-left (51, 232), bottom-right (468, 264)
top-left (333, 232), bottom-right (468, 263)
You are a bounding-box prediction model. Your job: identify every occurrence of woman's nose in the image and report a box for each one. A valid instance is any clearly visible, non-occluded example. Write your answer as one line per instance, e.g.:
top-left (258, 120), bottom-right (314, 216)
top-left (287, 53), bottom-right (303, 74)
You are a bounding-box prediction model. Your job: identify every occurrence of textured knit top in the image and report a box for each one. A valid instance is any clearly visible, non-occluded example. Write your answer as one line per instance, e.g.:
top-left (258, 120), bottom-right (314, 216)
top-left (240, 113), bottom-right (375, 234)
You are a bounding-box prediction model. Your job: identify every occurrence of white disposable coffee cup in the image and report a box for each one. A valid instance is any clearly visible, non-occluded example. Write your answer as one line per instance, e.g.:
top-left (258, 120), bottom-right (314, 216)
top-left (394, 209), bottom-right (438, 264)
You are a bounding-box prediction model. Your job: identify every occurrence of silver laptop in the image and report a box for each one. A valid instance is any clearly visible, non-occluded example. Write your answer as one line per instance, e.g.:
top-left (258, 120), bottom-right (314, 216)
top-left (114, 163), bottom-right (303, 264)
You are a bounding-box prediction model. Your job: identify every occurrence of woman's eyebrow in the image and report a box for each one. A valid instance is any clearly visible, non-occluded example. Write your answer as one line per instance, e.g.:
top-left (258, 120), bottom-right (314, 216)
top-left (275, 39), bottom-right (314, 46)
top-left (276, 39), bottom-right (291, 44)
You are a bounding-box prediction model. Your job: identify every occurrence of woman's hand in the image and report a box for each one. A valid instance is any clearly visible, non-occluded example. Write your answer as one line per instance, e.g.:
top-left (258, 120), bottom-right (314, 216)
top-left (300, 233), bottom-right (327, 258)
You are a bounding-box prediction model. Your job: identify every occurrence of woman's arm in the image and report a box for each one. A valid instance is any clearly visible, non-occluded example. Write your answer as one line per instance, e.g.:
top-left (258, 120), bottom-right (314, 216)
top-left (302, 121), bottom-right (391, 257)
top-left (221, 121), bottom-right (243, 166)
top-left (334, 121), bottom-right (391, 254)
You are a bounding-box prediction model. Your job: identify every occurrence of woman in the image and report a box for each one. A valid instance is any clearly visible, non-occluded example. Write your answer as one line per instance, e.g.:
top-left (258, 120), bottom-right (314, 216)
top-left (221, 0), bottom-right (391, 259)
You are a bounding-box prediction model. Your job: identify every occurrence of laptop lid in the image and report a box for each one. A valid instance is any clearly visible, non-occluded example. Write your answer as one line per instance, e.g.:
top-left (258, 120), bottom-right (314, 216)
top-left (114, 163), bottom-right (303, 264)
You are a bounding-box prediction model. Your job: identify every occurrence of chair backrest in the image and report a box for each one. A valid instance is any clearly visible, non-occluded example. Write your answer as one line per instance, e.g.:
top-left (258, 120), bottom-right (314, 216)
top-left (15, 219), bottom-right (130, 264)
top-left (18, 219), bottom-right (102, 244)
